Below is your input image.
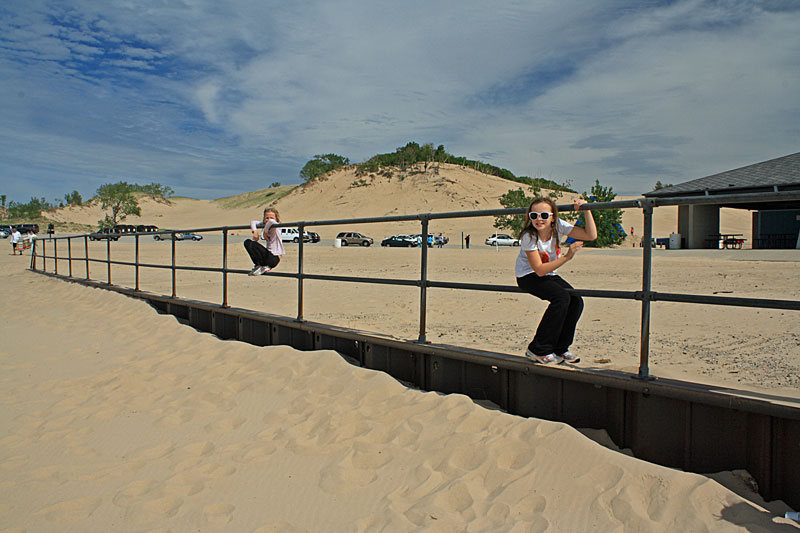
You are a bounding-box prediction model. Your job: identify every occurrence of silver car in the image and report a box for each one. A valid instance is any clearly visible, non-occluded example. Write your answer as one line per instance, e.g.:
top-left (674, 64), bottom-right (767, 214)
top-left (485, 233), bottom-right (520, 246)
top-left (336, 232), bottom-right (373, 246)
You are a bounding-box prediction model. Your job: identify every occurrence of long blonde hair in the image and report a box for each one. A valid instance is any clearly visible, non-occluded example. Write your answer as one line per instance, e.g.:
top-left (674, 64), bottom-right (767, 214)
top-left (519, 197), bottom-right (560, 243)
top-left (263, 207), bottom-right (281, 223)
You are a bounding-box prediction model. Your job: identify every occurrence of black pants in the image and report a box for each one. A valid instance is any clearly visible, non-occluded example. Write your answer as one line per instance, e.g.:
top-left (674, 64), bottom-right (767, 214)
top-left (244, 239), bottom-right (280, 268)
top-left (516, 273), bottom-right (583, 356)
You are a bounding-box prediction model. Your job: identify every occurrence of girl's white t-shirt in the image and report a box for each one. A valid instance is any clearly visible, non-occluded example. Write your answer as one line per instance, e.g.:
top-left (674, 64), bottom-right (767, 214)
top-left (250, 219), bottom-right (286, 256)
top-left (514, 218), bottom-right (574, 278)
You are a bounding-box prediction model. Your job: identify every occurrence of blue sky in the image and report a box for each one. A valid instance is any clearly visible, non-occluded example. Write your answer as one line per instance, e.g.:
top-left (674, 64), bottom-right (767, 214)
top-left (1, 0), bottom-right (799, 202)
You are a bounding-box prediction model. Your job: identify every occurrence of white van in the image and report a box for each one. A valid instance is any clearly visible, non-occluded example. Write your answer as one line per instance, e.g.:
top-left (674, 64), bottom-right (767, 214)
top-left (279, 228), bottom-right (311, 243)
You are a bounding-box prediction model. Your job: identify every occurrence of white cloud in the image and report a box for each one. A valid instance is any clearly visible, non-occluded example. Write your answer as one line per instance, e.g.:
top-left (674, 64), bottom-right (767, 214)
top-left (1, 0), bottom-right (798, 201)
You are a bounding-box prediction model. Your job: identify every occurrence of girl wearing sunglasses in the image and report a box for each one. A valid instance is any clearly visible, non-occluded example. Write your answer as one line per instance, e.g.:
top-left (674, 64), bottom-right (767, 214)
top-left (514, 197), bottom-right (597, 364)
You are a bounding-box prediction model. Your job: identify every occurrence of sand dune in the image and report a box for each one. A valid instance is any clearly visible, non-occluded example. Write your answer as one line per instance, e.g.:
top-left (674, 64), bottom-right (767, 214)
top-left (1, 257), bottom-right (795, 531)
top-left (47, 163), bottom-right (751, 243)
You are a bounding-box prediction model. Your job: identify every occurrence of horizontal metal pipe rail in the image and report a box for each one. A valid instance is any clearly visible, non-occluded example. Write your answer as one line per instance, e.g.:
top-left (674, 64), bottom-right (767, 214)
top-left (27, 190), bottom-right (800, 508)
top-left (32, 190), bottom-right (800, 369)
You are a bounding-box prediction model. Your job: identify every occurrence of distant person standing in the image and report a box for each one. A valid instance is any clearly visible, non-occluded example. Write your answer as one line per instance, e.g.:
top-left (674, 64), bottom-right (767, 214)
top-left (465, 234), bottom-right (470, 249)
top-left (10, 227), bottom-right (21, 255)
top-left (244, 207), bottom-right (285, 275)
top-left (436, 233), bottom-right (444, 248)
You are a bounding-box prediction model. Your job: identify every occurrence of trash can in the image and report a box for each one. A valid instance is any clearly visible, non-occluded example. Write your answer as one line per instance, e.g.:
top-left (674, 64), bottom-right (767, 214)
top-left (669, 233), bottom-right (681, 249)
top-left (334, 238), bottom-right (342, 248)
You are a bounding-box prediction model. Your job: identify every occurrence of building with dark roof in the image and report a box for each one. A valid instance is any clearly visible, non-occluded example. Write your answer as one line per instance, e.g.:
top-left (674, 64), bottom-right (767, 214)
top-left (643, 152), bottom-right (800, 249)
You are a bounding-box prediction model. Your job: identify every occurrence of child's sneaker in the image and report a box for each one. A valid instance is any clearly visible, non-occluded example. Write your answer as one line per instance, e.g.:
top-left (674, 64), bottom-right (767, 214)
top-left (525, 349), bottom-right (560, 364)
top-left (558, 350), bottom-right (580, 364)
top-left (248, 265), bottom-right (265, 276)
top-left (260, 266), bottom-right (272, 274)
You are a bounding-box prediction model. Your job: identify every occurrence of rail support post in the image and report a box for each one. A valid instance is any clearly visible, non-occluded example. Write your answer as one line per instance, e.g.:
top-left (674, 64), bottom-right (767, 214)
top-left (135, 234), bottom-right (140, 291)
top-left (171, 233), bottom-right (176, 298)
top-left (84, 235), bottom-right (90, 280)
top-left (417, 216), bottom-right (430, 343)
top-left (637, 199), bottom-right (655, 380)
top-left (297, 223), bottom-right (305, 322)
top-left (106, 237), bottom-right (111, 286)
top-left (68, 237), bottom-right (73, 277)
top-left (222, 229), bottom-right (229, 308)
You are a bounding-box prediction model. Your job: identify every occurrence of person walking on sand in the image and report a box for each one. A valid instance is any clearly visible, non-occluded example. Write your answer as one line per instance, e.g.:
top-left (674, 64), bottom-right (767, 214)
top-left (515, 197), bottom-right (597, 364)
top-left (465, 234), bottom-right (470, 249)
top-left (10, 227), bottom-right (22, 255)
top-left (244, 207), bottom-right (285, 275)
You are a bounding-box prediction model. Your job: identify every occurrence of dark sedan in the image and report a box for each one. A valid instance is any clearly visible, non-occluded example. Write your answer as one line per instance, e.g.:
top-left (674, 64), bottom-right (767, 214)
top-left (381, 235), bottom-right (419, 247)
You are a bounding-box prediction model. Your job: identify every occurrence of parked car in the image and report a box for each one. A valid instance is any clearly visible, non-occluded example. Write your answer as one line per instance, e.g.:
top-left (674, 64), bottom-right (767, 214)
top-left (89, 228), bottom-right (120, 241)
top-left (307, 231), bottom-right (321, 243)
top-left (12, 223), bottom-right (39, 234)
top-left (113, 224), bottom-right (137, 234)
top-left (153, 230), bottom-right (185, 241)
top-left (279, 227), bottom-right (310, 243)
top-left (485, 233), bottom-right (519, 246)
top-left (183, 232), bottom-right (203, 241)
top-left (0, 225), bottom-right (11, 238)
top-left (381, 235), bottom-right (419, 247)
top-left (336, 232), bottom-right (373, 246)
top-left (411, 233), bottom-right (449, 246)
top-left (136, 224), bottom-right (160, 233)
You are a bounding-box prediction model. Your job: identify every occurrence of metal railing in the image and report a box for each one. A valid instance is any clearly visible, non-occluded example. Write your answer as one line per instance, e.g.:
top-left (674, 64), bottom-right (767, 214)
top-left (31, 191), bottom-right (800, 381)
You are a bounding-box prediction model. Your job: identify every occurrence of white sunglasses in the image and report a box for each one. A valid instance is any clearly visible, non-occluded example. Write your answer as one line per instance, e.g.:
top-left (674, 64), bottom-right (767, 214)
top-left (528, 211), bottom-right (552, 221)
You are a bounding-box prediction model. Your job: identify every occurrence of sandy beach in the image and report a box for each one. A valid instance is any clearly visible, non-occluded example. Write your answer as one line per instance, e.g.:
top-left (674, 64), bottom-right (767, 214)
top-left (2, 164), bottom-right (799, 530)
top-left (1, 252), bottom-right (798, 531)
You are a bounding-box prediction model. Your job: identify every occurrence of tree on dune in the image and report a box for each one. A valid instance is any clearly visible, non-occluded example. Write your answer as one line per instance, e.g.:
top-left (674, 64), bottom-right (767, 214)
top-left (95, 181), bottom-right (173, 228)
top-left (493, 184), bottom-right (565, 236)
top-left (96, 182), bottom-right (141, 228)
top-left (581, 180), bottom-right (625, 247)
top-left (300, 154), bottom-right (350, 181)
top-left (64, 190), bottom-right (82, 206)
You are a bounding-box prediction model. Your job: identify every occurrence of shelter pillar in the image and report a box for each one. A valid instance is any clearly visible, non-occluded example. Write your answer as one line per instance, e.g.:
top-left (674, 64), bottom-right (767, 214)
top-left (677, 204), bottom-right (720, 249)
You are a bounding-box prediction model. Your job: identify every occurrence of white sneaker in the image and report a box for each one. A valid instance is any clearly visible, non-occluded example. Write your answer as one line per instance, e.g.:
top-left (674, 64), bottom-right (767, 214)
top-left (249, 265), bottom-right (266, 276)
top-left (525, 349), bottom-right (560, 364)
top-left (260, 266), bottom-right (272, 274)
top-left (558, 350), bottom-right (580, 364)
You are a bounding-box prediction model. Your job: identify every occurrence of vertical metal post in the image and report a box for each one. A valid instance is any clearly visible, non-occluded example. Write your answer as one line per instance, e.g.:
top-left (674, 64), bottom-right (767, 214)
top-left (41, 239), bottom-right (46, 272)
top-left (106, 237), bottom-right (112, 285)
top-left (638, 200), bottom-right (654, 380)
top-left (31, 240), bottom-right (38, 271)
top-left (84, 235), bottom-right (90, 280)
top-left (68, 237), bottom-right (73, 277)
top-left (53, 239), bottom-right (58, 275)
top-left (135, 234), bottom-right (140, 291)
top-left (171, 233), bottom-right (176, 298)
top-left (418, 217), bottom-right (429, 343)
top-left (222, 229), bottom-right (229, 307)
top-left (297, 224), bottom-right (305, 321)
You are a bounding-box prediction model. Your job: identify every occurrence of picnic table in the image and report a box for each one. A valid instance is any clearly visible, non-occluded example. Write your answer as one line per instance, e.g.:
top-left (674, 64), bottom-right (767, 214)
top-left (754, 233), bottom-right (795, 249)
top-left (706, 233), bottom-right (746, 249)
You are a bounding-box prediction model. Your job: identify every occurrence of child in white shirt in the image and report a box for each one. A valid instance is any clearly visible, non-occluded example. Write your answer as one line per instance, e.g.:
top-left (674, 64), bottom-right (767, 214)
top-left (244, 208), bottom-right (286, 275)
top-left (515, 197), bottom-right (597, 364)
